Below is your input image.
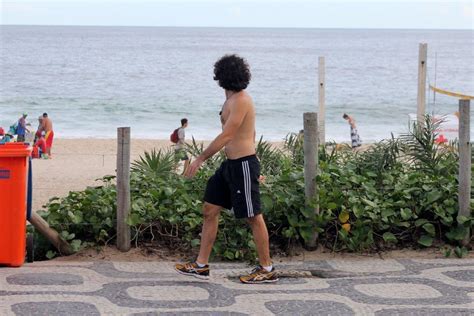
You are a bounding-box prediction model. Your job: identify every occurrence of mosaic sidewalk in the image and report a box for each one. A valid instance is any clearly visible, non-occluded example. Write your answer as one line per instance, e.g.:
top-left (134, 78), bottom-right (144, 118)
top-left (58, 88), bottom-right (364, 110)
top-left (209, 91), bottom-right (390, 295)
top-left (1, 259), bottom-right (473, 315)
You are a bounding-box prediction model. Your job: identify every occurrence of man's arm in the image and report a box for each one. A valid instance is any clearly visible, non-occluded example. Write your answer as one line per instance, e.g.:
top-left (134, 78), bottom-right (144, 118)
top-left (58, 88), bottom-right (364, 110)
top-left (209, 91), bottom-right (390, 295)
top-left (198, 101), bottom-right (247, 161)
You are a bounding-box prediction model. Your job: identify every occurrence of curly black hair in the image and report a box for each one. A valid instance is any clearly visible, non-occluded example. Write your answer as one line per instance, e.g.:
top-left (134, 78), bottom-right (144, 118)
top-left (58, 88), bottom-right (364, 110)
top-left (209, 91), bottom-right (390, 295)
top-left (213, 54), bottom-right (251, 92)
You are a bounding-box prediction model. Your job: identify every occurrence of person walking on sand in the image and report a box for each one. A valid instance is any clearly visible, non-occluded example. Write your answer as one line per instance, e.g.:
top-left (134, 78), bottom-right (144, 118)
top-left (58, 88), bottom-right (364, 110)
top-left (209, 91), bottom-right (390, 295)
top-left (175, 118), bottom-right (190, 173)
top-left (41, 113), bottom-right (54, 156)
top-left (16, 113), bottom-right (28, 142)
top-left (343, 113), bottom-right (362, 149)
top-left (175, 54), bottom-right (278, 284)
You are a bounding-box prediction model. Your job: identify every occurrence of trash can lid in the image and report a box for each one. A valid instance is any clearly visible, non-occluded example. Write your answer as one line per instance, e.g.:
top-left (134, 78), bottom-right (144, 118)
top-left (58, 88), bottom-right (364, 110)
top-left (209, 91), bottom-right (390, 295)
top-left (0, 143), bottom-right (32, 157)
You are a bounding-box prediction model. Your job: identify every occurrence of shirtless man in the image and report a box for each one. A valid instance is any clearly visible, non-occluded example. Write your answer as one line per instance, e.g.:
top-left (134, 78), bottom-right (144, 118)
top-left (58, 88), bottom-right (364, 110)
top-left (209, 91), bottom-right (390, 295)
top-left (175, 55), bottom-right (278, 284)
top-left (41, 113), bottom-right (54, 156)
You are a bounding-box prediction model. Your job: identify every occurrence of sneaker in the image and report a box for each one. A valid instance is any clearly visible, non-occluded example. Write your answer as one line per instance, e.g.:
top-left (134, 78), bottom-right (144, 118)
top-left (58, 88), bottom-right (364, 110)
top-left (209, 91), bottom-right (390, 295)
top-left (175, 262), bottom-right (210, 280)
top-left (239, 265), bottom-right (279, 284)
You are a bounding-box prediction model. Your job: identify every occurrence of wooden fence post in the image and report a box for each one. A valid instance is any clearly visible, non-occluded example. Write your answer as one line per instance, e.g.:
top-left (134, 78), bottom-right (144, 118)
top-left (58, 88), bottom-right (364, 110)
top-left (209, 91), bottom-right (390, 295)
top-left (458, 100), bottom-right (471, 246)
top-left (303, 112), bottom-right (319, 249)
top-left (318, 56), bottom-right (326, 145)
top-left (417, 43), bottom-right (428, 125)
top-left (29, 212), bottom-right (74, 255)
top-left (117, 127), bottom-right (131, 252)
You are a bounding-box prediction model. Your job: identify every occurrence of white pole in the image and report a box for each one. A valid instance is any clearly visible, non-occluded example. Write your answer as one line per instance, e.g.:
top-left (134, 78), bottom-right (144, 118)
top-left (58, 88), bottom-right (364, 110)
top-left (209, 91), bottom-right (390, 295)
top-left (318, 57), bottom-right (326, 145)
top-left (417, 43), bottom-right (428, 125)
top-left (458, 100), bottom-right (471, 246)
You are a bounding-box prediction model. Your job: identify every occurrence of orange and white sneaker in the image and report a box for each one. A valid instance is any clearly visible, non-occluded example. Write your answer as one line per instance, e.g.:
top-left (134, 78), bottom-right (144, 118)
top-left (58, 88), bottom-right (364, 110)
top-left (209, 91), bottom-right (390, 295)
top-left (239, 265), bottom-right (279, 284)
top-left (175, 262), bottom-right (210, 280)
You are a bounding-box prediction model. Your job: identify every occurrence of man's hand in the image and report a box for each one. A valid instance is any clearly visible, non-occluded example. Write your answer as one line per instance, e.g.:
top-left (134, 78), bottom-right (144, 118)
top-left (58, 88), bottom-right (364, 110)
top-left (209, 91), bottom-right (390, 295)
top-left (184, 157), bottom-right (204, 178)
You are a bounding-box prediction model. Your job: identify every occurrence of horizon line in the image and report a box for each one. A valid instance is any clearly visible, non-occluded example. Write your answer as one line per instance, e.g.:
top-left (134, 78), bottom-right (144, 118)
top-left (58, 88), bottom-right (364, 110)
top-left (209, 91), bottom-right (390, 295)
top-left (1, 24), bottom-right (472, 31)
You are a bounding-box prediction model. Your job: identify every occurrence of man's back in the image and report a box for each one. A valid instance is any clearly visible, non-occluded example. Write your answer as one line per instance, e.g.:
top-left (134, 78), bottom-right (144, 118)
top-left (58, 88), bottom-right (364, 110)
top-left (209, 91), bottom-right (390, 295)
top-left (43, 117), bottom-right (53, 132)
top-left (220, 92), bottom-right (256, 159)
top-left (176, 127), bottom-right (185, 149)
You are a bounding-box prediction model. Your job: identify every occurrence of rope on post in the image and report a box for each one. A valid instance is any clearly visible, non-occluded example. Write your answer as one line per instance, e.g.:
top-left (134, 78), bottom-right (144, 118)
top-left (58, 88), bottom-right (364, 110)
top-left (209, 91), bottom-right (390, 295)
top-left (429, 85), bottom-right (474, 100)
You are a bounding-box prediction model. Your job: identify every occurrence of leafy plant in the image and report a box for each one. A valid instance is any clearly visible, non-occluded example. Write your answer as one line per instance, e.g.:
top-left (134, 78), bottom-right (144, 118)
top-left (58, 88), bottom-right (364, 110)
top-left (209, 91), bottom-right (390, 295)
top-left (256, 136), bottom-right (284, 175)
top-left (400, 116), bottom-right (457, 174)
top-left (441, 246), bottom-right (452, 258)
top-left (454, 246), bottom-right (469, 258)
top-left (284, 132), bottom-right (304, 165)
top-left (131, 148), bottom-right (177, 176)
top-left (35, 116), bottom-right (473, 261)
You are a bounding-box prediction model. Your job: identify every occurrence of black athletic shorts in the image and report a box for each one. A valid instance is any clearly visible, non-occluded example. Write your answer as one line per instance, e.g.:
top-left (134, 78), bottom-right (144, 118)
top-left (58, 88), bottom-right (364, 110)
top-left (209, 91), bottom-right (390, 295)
top-left (203, 155), bottom-right (261, 219)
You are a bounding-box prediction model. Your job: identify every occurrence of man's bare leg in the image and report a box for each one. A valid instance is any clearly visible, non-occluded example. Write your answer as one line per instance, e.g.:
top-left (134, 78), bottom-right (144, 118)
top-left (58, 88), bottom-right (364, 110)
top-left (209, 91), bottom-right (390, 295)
top-left (247, 214), bottom-right (271, 267)
top-left (196, 202), bottom-right (222, 265)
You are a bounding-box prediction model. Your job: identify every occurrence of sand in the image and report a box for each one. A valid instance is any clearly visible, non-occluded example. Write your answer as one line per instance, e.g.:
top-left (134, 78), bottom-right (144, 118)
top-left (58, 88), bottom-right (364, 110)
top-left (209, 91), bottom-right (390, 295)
top-left (32, 138), bottom-right (187, 211)
top-left (32, 138), bottom-right (365, 211)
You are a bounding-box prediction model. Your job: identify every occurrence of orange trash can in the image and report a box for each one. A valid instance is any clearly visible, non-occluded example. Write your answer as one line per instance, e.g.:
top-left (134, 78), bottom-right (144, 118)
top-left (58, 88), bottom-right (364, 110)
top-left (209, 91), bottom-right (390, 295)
top-left (0, 143), bottom-right (32, 267)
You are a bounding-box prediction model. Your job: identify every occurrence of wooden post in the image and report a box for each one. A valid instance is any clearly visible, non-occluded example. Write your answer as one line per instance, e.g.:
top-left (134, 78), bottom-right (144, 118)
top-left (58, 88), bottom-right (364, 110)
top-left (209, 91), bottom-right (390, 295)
top-left (417, 43), bottom-right (428, 125)
top-left (117, 127), bottom-right (131, 252)
top-left (318, 56), bottom-right (326, 145)
top-left (29, 212), bottom-right (74, 255)
top-left (458, 100), bottom-right (471, 246)
top-left (303, 112), bottom-right (319, 249)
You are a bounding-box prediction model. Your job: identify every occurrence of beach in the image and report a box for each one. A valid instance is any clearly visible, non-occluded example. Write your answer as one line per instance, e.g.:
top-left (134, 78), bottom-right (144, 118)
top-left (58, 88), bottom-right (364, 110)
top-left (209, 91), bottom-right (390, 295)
top-left (32, 138), bottom-right (185, 212)
top-left (31, 138), bottom-right (374, 212)
top-left (32, 138), bottom-right (291, 211)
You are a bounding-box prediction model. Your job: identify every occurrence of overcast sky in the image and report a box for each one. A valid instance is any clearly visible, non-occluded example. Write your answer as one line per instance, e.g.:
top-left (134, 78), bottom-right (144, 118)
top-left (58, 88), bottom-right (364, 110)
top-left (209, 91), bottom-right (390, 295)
top-left (1, 0), bottom-right (473, 29)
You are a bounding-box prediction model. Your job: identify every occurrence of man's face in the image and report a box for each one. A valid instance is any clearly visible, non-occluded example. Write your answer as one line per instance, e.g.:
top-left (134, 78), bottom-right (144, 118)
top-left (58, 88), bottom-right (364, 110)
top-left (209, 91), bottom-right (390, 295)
top-left (184, 123), bottom-right (188, 128)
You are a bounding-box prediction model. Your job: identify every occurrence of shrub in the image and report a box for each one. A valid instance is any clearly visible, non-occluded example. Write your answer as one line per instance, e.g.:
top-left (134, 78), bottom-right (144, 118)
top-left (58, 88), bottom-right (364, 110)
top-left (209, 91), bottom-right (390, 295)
top-left (36, 116), bottom-right (473, 260)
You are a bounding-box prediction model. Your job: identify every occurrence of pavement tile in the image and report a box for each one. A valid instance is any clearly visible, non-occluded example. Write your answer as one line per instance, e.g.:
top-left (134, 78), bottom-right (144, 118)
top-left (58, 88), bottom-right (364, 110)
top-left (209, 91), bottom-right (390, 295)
top-left (0, 259), bottom-right (472, 315)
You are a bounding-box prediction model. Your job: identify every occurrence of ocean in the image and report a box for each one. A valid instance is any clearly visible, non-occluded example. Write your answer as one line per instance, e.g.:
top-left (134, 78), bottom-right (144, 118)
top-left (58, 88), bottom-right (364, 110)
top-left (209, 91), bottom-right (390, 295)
top-left (1, 26), bottom-right (473, 142)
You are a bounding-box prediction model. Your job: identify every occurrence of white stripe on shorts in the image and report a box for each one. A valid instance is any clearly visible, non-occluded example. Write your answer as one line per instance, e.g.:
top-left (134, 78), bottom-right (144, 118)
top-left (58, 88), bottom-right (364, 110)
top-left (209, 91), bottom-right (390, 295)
top-left (242, 161), bottom-right (254, 217)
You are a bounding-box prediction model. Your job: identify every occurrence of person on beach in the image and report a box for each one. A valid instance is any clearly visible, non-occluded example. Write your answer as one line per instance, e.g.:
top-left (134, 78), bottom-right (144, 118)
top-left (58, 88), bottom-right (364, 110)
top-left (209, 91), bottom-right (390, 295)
top-left (16, 113), bottom-right (28, 142)
top-left (1, 124), bottom-right (16, 144)
top-left (0, 127), bottom-right (5, 143)
top-left (40, 113), bottom-right (54, 156)
top-left (343, 113), bottom-right (362, 149)
top-left (0, 133), bottom-right (13, 144)
top-left (175, 54), bottom-right (278, 284)
top-left (32, 132), bottom-right (47, 159)
top-left (34, 116), bottom-right (43, 143)
top-left (175, 118), bottom-right (190, 173)
top-left (7, 125), bottom-right (17, 139)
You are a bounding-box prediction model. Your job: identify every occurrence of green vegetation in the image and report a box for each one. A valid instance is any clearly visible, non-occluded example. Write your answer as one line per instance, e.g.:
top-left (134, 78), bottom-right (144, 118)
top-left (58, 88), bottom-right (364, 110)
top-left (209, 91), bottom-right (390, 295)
top-left (33, 117), bottom-right (472, 260)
